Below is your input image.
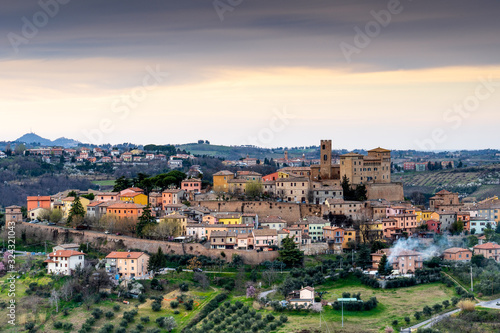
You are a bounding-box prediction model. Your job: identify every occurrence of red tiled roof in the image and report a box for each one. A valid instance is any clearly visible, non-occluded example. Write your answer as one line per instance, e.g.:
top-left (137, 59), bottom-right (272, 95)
top-left (49, 250), bottom-right (85, 258)
top-left (105, 251), bottom-right (148, 259)
top-left (473, 242), bottom-right (500, 250)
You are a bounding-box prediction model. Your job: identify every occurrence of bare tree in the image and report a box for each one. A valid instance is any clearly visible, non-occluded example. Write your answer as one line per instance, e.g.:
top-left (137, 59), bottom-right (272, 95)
top-left (193, 272), bottom-right (209, 290)
top-left (262, 268), bottom-right (278, 287)
top-left (49, 289), bottom-right (60, 313)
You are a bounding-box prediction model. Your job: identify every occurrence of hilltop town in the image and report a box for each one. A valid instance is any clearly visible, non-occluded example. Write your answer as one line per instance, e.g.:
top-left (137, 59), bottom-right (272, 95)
top-left (2, 139), bottom-right (500, 333)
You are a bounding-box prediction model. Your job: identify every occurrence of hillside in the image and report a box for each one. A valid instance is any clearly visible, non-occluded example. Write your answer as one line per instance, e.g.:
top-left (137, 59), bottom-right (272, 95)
top-left (400, 164), bottom-right (500, 199)
top-left (15, 132), bottom-right (80, 148)
top-left (175, 143), bottom-right (320, 160)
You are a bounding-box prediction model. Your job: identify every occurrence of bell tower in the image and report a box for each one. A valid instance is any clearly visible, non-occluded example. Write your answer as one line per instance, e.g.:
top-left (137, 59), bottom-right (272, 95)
top-left (320, 139), bottom-right (332, 179)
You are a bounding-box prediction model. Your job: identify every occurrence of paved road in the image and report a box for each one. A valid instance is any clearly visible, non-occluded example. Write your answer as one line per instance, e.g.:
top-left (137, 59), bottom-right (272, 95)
top-left (405, 309), bottom-right (460, 332)
top-left (259, 289), bottom-right (276, 300)
top-left (477, 298), bottom-right (500, 309)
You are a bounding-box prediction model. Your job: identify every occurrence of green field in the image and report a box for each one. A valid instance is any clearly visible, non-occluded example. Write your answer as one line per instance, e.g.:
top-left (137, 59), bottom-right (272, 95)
top-left (92, 180), bottom-right (116, 187)
top-left (282, 276), bottom-right (458, 333)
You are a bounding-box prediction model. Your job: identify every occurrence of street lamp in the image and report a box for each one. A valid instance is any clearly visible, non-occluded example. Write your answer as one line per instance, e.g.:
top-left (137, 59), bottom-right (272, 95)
top-left (337, 298), bottom-right (357, 327)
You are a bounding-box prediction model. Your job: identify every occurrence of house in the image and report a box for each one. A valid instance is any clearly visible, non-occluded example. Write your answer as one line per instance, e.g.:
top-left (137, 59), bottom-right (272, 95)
top-left (212, 170), bottom-right (234, 192)
top-left (160, 213), bottom-right (187, 236)
top-left (259, 216), bottom-right (287, 231)
top-left (371, 249), bottom-right (423, 274)
top-left (470, 218), bottom-right (497, 234)
top-left (324, 226), bottom-right (344, 253)
top-left (162, 189), bottom-right (185, 208)
top-left (342, 229), bottom-right (358, 249)
top-left (262, 171), bottom-right (289, 182)
top-left (429, 190), bottom-right (462, 213)
top-left (301, 215), bottom-right (330, 241)
top-left (106, 203), bottom-right (145, 220)
top-left (187, 223), bottom-right (208, 240)
top-left (426, 219), bottom-right (441, 234)
top-left (443, 247), bottom-right (472, 261)
top-left (473, 242), bottom-right (500, 262)
top-left (210, 230), bottom-right (237, 249)
top-left (28, 207), bottom-right (50, 221)
top-left (119, 192), bottom-right (148, 205)
top-left (181, 178), bottom-right (202, 192)
top-left (44, 250), bottom-right (86, 275)
top-left (5, 206), bottom-right (23, 223)
top-left (96, 192), bottom-right (120, 202)
top-left (105, 251), bottom-right (150, 279)
top-left (288, 286), bottom-right (315, 307)
top-left (310, 182), bottom-right (343, 205)
top-left (252, 229), bottom-right (278, 250)
top-left (86, 201), bottom-right (106, 220)
top-left (60, 196), bottom-right (91, 219)
top-left (27, 196), bottom-right (52, 211)
top-left (275, 177), bottom-right (310, 203)
top-left (53, 244), bottom-right (80, 252)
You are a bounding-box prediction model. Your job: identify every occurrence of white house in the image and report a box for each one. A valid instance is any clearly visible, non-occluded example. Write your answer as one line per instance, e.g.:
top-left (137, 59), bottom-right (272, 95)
top-left (44, 250), bottom-right (86, 275)
top-left (288, 286), bottom-right (315, 307)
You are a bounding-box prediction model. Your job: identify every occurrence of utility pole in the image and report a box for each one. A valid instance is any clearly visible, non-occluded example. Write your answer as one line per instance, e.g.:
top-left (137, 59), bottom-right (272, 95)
top-left (44, 241), bottom-right (47, 254)
top-left (470, 265), bottom-right (474, 292)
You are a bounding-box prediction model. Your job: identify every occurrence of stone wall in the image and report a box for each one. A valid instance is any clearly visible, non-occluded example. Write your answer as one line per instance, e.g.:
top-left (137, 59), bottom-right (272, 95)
top-left (366, 182), bottom-right (404, 202)
top-left (14, 223), bottom-right (278, 265)
top-left (193, 201), bottom-right (327, 223)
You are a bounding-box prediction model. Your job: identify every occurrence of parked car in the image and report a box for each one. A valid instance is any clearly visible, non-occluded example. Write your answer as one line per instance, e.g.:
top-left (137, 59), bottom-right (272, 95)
top-left (48, 222), bottom-right (56, 226)
top-left (104, 230), bottom-right (110, 234)
top-left (193, 268), bottom-right (203, 272)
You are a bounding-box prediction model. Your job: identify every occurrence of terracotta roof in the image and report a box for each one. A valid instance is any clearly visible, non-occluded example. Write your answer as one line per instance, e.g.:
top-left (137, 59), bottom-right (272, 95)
top-left (182, 178), bottom-right (201, 182)
top-left (368, 147), bottom-right (391, 153)
top-left (473, 242), bottom-right (500, 250)
top-left (260, 216), bottom-right (286, 223)
top-left (87, 201), bottom-right (105, 207)
top-left (49, 250), bottom-right (85, 258)
top-left (444, 247), bottom-right (471, 254)
top-left (107, 203), bottom-right (143, 210)
top-left (213, 170), bottom-right (234, 176)
top-left (253, 229), bottom-right (278, 237)
top-left (106, 251), bottom-right (148, 259)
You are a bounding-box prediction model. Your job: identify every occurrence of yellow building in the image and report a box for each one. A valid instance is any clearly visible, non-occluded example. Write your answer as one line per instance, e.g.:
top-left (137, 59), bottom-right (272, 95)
top-left (359, 221), bottom-right (384, 243)
top-left (415, 210), bottom-right (433, 224)
top-left (120, 193), bottom-right (148, 205)
top-left (214, 213), bottom-right (242, 225)
top-left (61, 197), bottom-right (90, 219)
top-left (430, 212), bottom-right (440, 221)
top-left (160, 213), bottom-right (187, 236)
top-left (342, 228), bottom-right (358, 249)
top-left (213, 170), bottom-right (234, 193)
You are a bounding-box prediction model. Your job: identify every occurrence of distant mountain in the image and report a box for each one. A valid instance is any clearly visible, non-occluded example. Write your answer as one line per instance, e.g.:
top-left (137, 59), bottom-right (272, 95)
top-left (15, 133), bottom-right (81, 148)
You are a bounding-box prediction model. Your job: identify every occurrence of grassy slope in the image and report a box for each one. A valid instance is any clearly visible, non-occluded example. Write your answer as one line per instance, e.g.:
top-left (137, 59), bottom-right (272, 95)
top-left (284, 276), bottom-right (458, 333)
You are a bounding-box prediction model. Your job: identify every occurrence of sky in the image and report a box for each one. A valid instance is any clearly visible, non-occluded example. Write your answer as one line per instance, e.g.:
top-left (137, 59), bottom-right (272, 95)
top-left (1, 0), bottom-right (499, 151)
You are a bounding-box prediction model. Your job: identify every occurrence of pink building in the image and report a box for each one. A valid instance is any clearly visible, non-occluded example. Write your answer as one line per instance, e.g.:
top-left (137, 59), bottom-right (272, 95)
top-left (181, 178), bottom-right (202, 192)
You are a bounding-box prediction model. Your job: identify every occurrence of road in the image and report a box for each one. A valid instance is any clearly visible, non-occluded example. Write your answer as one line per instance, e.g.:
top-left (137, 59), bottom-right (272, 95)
top-left (405, 309), bottom-right (460, 332)
top-left (259, 289), bottom-right (276, 300)
top-left (477, 297), bottom-right (500, 309)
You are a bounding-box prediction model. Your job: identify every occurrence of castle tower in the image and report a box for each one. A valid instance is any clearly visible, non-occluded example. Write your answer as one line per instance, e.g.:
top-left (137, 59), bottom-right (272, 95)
top-left (284, 150), bottom-right (289, 161)
top-left (320, 140), bottom-right (332, 179)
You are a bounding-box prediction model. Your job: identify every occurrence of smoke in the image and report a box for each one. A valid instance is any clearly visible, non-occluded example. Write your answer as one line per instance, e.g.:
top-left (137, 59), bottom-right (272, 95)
top-left (387, 236), bottom-right (452, 265)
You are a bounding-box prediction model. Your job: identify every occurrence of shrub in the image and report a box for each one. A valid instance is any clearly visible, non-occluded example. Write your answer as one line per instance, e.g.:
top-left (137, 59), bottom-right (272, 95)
top-left (53, 322), bottom-right (63, 329)
top-left (99, 324), bottom-right (114, 333)
top-left (179, 282), bottom-right (189, 292)
top-left (266, 314), bottom-right (275, 322)
top-left (184, 299), bottom-right (194, 311)
top-left (451, 297), bottom-right (460, 306)
top-left (423, 305), bottom-right (432, 316)
top-left (414, 311), bottom-right (421, 320)
top-left (141, 316), bottom-right (150, 323)
top-left (458, 300), bottom-right (476, 312)
top-left (105, 311), bottom-right (115, 319)
top-left (152, 301), bottom-right (162, 312)
top-left (120, 319), bottom-right (129, 327)
top-left (404, 316), bottom-right (410, 324)
top-left (280, 315), bottom-right (288, 323)
top-left (138, 294), bottom-right (147, 303)
top-left (62, 323), bottom-right (73, 331)
top-left (113, 304), bottom-right (121, 311)
top-left (432, 303), bottom-right (443, 313)
top-left (136, 323), bottom-right (144, 331)
top-left (85, 317), bottom-right (96, 326)
top-left (92, 308), bottom-right (103, 319)
top-left (62, 308), bottom-right (69, 316)
top-left (392, 320), bottom-right (398, 326)
top-left (174, 310), bottom-right (180, 315)
top-left (442, 300), bottom-right (450, 308)
top-left (116, 329), bottom-right (126, 333)
top-left (170, 300), bottom-right (179, 309)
